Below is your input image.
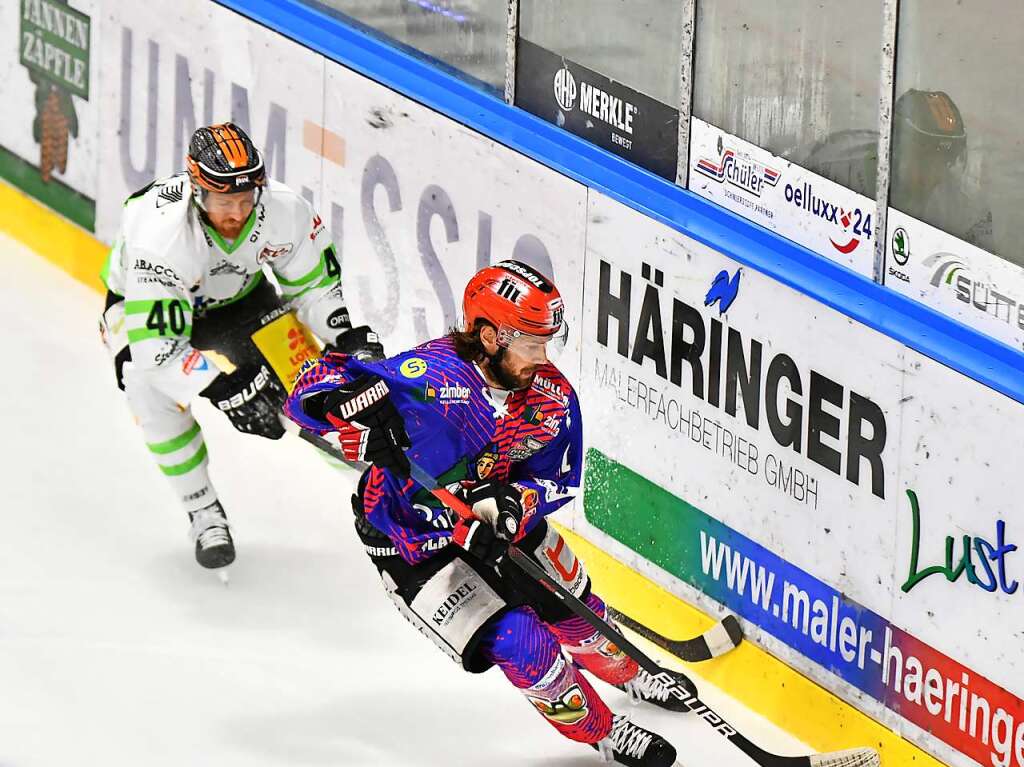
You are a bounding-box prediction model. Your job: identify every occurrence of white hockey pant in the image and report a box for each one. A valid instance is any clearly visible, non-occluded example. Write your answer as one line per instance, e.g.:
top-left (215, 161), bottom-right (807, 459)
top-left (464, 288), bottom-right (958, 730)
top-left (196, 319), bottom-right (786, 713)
top-left (103, 302), bottom-right (220, 514)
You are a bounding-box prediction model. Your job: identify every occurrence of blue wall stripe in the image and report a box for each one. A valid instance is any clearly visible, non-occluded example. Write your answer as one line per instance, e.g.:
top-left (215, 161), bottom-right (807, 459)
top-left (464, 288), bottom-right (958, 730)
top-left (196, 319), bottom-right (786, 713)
top-left (216, 0), bottom-right (1024, 405)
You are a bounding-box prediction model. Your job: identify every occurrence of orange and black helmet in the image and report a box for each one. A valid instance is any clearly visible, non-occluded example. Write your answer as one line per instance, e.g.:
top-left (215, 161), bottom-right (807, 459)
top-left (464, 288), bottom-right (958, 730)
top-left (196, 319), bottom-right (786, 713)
top-left (186, 122), bottom-right (265, 196)
top-left (463, 260), bottom-right (566, 342)
top-left (893, 89), bottom-right (966, 167)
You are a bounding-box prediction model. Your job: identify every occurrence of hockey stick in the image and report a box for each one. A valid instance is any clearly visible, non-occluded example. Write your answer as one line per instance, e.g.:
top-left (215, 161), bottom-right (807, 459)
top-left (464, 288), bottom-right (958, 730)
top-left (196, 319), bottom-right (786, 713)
top-left (403, 456), bottom-right (880, 767)
top-left (296, 428), bottom-right (367, 471)
top-left (606, 605), bottom-right (743, 663)
top-left (300, 427), bottom-right (743, 661)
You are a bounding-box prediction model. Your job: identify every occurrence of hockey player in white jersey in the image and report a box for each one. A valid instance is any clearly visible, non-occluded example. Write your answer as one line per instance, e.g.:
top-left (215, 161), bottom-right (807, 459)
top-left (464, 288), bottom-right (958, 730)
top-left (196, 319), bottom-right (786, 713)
top-left (99, 123), bottom-right (381, 570)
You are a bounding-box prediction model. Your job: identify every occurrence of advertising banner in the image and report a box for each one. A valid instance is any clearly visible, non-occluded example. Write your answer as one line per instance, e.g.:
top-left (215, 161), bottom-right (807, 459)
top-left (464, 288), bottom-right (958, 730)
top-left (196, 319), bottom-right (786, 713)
top-left (95, 0), bottom-right (326, 244)
top-left (1, 0), bottom-right (100, 230)
top-left (885, 209), bottom-right (1024, 353)
top-left (688, 117), bottom-right (875, 277)
top-left (321, 58), bottom-right (588, 370)
top-left (515, 38), bottom-right (679, 181)
top-left (572, 190), bottom-right (1024, 767)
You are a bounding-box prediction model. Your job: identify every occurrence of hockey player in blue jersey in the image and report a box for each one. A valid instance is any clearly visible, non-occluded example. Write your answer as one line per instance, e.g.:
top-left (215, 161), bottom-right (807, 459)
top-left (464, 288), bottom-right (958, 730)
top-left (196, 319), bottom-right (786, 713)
top-left (285, 261), bottom-right (691, 766)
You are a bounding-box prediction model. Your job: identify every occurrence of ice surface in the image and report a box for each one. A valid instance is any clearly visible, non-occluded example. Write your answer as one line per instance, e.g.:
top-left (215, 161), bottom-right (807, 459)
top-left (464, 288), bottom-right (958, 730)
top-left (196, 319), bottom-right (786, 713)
top-left (0, 232), bottom-right (812, 766)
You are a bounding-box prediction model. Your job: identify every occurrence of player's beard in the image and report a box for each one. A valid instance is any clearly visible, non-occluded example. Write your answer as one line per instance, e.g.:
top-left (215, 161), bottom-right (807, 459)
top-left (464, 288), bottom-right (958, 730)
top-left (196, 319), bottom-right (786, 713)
top-left (487, 348), bottom-right (535, 391)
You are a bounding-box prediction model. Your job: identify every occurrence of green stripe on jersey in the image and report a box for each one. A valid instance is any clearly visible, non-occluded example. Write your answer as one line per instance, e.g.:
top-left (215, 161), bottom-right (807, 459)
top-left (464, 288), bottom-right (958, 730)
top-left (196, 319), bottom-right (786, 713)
top-left (124, 298), bottom-right (192, 315)
top-left (277, 257), bottom-right (325, 288)
top-left (282, 273), bottom-right (335, 302)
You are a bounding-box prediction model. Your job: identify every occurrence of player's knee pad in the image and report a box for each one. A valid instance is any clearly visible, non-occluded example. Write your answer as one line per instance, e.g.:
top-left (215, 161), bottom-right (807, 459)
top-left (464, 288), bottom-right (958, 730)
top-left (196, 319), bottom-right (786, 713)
top-left (378, 549), bottom-right (510, 673)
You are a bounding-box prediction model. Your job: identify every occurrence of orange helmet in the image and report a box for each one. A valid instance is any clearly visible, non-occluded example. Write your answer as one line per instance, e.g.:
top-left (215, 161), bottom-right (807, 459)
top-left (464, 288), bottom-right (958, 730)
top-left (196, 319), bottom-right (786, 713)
top-left (463, 261), bottom-right (566, 346)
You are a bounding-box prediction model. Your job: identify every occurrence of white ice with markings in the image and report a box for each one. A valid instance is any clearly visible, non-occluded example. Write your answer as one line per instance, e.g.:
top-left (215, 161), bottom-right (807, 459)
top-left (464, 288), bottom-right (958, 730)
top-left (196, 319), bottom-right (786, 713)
top-left (0, 232), bottom-right (812, 766)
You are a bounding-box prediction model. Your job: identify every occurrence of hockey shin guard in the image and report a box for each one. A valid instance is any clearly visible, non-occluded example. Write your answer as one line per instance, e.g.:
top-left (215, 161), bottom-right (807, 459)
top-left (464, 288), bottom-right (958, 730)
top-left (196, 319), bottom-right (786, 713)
top-left (550, 593), bottom-right (640, 686)
top-left (481, 607), bottom-right (612, 744)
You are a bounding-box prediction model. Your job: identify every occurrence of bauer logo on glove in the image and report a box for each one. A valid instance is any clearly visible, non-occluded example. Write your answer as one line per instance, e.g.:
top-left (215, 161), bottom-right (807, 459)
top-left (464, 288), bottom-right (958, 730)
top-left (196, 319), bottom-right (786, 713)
top-left (214, 365), bottom-right (274, 411)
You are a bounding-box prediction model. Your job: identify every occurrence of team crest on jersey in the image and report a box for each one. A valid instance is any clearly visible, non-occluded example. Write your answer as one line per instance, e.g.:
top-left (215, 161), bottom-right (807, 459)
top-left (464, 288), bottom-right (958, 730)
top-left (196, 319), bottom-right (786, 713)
top-left (527, 684), bottom-right (589, 725)
top-left (509, 436), bottom-right (546, 461)
top-left (475, 451), bottom-right (499, 480)
top-left (257, 242), bottom-right (293, 265)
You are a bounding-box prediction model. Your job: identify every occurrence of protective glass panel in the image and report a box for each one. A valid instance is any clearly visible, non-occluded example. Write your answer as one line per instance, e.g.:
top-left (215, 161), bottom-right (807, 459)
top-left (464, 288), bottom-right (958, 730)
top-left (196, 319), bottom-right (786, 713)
top-left (519, 0), bottom-right (683, 107)
top-left (692, 0), bottom-right (884, 198)
top-left (892, 0), bottom-right (1021, 264)
top-left (303, 0), bottom-right (507, 92)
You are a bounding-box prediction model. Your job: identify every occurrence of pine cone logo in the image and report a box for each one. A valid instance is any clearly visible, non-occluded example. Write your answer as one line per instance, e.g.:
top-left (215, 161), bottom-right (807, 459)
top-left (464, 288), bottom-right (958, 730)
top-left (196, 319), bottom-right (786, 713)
top-left (34, 80), bottom-right (77, 182)
top-left (21, 0), bottom-right (90, 184)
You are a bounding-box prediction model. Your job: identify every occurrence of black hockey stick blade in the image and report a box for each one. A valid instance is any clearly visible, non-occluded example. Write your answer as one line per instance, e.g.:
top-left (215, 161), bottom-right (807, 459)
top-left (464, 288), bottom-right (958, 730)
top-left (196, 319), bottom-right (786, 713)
top-left (606, 606), bottom-right (743, 662)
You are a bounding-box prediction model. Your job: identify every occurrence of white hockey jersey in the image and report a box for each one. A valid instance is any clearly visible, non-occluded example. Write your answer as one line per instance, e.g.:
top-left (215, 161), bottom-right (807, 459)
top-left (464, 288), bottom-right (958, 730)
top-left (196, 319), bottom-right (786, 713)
top-left (102, 174), bottom-right (349, 382)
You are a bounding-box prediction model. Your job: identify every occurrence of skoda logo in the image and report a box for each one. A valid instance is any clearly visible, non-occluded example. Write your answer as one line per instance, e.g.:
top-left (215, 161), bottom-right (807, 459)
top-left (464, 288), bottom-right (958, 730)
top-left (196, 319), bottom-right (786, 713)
top-left (553, 67), bottom-right (577, 112)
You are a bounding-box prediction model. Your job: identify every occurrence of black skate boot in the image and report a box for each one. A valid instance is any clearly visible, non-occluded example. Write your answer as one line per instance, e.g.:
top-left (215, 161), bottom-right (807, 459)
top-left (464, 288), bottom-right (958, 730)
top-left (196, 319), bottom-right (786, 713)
top-left (617, 666), bottom-right (697, 713)
top-left (592, 715), bottom-right (677, 767)
top-left (188, 502), bottom-right (235, 569)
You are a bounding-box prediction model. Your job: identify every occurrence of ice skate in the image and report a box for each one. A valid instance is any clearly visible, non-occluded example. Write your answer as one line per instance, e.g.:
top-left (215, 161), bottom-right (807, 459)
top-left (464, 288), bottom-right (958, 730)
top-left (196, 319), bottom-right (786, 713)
top-left (593, 714), bottom-right (677, 766)
top-left (188, 501), bottom-right (235, 569)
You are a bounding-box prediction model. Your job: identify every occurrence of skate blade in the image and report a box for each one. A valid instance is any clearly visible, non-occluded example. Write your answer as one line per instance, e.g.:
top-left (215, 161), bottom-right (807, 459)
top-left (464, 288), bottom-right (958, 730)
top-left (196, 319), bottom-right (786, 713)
top-left (215, 568), bottom-right (230, 586)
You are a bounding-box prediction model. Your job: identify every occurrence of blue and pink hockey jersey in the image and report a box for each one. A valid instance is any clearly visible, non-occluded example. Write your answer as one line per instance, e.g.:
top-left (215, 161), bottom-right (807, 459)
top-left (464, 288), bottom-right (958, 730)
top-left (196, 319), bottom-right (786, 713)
top-left (285, 337), bottom-right (583, 564)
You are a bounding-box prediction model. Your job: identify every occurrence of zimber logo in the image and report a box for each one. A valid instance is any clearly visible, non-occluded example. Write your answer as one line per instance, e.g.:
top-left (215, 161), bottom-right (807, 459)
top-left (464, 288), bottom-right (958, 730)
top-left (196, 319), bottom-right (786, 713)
top-left (438, 383), bottom-right (471, 405)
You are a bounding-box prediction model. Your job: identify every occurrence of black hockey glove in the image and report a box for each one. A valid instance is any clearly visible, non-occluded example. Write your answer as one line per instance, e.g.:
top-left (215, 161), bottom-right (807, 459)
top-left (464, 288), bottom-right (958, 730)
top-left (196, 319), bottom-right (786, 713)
top-left (318, 374), bottom-right (411, 474)
top-left (201, 363), bottom-right (287, 440)
top-left (452, 517), bottom-right (508, 568)
top-left (457, 482), bottom-right (535, 542)
top-left (323, 325), bottom-right (385, 362)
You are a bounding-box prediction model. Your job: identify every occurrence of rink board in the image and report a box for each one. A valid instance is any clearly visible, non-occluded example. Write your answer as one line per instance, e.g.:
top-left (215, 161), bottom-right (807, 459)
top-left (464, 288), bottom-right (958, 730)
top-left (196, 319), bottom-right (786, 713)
top-left (4, 2), bottom-right (1024, 766)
